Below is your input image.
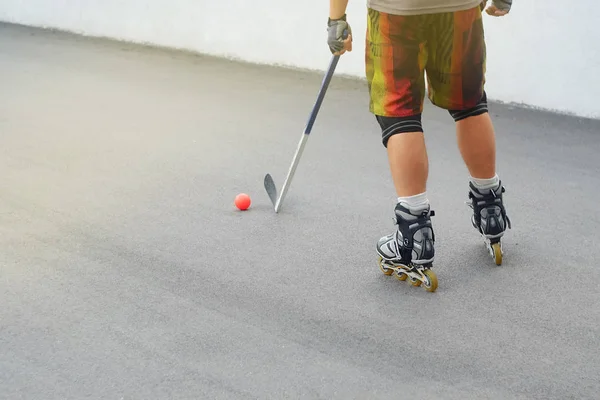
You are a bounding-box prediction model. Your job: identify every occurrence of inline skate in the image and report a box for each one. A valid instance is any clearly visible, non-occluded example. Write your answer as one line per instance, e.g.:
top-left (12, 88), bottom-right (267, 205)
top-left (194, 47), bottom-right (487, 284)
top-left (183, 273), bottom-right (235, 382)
top-left (376, 202), bottom-right (438, 292)
top-left (467, 181), bottom-right (511, 265)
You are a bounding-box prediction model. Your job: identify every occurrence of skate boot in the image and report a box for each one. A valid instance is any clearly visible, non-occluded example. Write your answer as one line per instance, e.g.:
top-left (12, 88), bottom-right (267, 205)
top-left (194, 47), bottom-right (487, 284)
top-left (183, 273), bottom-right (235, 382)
top-left (376, 202), bottom-right (438, 292)
top-left (467, 181), bottom-right (512, 265)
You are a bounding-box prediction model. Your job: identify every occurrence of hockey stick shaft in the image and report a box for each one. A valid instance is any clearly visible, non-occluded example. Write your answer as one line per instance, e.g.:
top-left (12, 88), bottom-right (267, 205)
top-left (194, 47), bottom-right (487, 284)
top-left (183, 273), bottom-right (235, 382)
top-left (273, 54), bottom-right (341, 212)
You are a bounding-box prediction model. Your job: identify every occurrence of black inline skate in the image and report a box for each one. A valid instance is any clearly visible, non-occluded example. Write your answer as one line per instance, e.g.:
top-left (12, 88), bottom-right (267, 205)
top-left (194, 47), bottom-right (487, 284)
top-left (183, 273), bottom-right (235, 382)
top-left (467, 181), bottom-right (512, 265)
top-left (376, 202), bottom-right (438, 292)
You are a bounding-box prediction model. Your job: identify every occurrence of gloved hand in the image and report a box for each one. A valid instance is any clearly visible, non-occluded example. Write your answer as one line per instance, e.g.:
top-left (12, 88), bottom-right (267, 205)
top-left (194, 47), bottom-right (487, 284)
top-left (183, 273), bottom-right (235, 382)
top-left (327, 15), bottom-right (352, 55)
top-left (486, 0), bottom-right (512, 16)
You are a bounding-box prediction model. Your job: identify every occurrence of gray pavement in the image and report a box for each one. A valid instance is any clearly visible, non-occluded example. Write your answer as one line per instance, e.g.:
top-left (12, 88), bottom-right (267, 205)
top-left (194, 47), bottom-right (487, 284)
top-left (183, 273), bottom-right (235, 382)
top-left (1, 23), bottom-right (600, 399)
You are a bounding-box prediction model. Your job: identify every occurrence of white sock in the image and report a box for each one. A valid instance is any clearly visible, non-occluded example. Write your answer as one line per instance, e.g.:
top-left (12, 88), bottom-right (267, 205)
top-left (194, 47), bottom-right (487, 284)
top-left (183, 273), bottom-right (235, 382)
top-left (471, 174), bottom-right (499, 190)
top-left (397, 192), bottom-right (429, 208)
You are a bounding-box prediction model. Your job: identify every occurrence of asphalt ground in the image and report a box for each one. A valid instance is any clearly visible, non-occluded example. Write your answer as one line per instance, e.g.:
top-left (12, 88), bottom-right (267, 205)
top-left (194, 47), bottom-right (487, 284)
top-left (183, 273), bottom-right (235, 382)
top-left (1, 23), bottom-right (600, 399)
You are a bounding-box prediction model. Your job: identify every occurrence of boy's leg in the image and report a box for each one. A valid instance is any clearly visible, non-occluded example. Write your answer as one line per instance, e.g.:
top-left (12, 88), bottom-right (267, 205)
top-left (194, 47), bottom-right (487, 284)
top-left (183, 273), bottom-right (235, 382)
top-left (366, 9), bottom-right (430, 199)
top-left (456, 111), bottom-right (496, 180)
top-left (456, 109), bottom-right (511, 264)
top-left (366, 9), bottom-right (436, 282)
top-left (425, 5), bottom-right (494, 177)
top-left (386, 131), bottom-right (429, 197)
top-left (426, 5), bottom-right (510, 262)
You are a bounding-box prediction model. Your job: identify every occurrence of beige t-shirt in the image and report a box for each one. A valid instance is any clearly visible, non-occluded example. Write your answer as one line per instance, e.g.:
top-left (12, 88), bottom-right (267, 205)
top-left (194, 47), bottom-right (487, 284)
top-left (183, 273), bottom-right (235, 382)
top-left (367, 0), bottom-right (483, 15)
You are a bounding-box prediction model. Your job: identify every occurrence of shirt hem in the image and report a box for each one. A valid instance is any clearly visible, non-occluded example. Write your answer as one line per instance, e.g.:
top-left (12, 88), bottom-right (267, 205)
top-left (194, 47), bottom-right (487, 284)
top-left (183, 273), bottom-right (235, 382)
top-left (366, 0), bottom-right (483, 15)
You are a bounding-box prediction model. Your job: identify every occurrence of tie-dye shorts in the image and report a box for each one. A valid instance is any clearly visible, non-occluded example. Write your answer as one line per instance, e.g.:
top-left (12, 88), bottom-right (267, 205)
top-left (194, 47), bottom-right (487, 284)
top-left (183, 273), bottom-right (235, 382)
top-left (365, 4), bottom-right (487, 117)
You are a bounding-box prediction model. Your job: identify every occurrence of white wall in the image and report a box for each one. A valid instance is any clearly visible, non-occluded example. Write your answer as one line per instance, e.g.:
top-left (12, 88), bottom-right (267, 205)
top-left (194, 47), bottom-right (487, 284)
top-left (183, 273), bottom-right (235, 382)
top-left (1, 0), bottom-right (599, 119)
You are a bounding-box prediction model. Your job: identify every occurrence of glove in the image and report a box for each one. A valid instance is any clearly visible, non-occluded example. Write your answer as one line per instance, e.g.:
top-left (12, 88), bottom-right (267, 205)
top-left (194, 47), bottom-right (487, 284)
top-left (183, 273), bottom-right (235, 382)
top-left (327, 14), bottom-right (352, 54)
top-left (492, 0), bottom-right (512, 12)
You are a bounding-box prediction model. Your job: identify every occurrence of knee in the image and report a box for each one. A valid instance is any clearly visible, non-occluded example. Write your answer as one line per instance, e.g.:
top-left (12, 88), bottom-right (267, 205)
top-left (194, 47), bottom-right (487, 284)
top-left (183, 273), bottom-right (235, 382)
top-left (448, 91), bottom-right (489, 122)
top-left (376, 114), bottom-right (423, 148)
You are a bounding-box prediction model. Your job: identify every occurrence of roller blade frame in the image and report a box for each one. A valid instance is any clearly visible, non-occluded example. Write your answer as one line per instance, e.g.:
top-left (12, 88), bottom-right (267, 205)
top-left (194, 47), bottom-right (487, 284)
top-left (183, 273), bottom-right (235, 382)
top-left (378, 257), bottom-right (438, 293)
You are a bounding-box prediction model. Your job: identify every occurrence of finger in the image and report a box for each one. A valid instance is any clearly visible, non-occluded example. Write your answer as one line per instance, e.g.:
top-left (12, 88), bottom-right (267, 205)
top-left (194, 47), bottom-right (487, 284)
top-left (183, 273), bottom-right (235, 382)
top-left (485, 6), bottom-right (497, 15)
top-left (344, 36), bottom-right (353, 52)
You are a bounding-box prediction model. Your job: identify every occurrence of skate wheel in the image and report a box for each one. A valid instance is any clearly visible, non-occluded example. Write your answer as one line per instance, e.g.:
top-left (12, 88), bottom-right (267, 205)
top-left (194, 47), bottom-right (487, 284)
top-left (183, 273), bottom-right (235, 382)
top-left (422, 269), bottom-right (438, 293)
top-left (378, 257), bottom-right (393, 276)
top-left (395, 271), bottom-right (408, 281)
top-left (492, 243), bottom-right (502, 266)
top-left (409, 276), bottom-right (422, 287)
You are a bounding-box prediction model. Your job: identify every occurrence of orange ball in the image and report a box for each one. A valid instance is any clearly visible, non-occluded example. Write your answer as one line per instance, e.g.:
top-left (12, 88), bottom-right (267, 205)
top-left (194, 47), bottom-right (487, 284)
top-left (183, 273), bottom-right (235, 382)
top-left (235, 193), bottom-right (251, 210)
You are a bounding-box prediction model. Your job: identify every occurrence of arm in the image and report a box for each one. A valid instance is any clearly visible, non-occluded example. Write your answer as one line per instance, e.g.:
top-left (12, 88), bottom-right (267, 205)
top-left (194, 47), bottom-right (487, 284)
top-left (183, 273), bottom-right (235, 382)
top-left (329, 0), bottom-right (349, 20)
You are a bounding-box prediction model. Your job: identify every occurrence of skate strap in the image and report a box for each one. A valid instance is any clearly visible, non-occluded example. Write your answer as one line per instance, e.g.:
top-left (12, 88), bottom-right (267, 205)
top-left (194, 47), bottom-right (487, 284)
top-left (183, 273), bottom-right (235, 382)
top-left (395, 211), bottom-right (435, 250)
top-left (468, 186), bottom-right (512, 230)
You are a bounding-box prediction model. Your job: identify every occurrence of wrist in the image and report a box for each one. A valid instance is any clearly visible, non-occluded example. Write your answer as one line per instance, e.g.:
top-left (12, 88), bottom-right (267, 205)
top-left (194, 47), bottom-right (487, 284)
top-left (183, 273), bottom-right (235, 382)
top-left (328, 13), bottom-right (346, 22)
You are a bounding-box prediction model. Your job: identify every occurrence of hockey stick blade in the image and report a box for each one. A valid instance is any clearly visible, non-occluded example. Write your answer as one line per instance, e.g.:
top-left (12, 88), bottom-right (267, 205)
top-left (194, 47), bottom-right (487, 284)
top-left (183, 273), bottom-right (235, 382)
top-left (264, 173), bottom-right (278, 208)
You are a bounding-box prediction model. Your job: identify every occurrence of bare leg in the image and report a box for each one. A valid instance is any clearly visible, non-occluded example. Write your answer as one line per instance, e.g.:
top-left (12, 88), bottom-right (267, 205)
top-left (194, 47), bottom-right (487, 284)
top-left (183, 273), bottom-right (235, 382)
top-left (386, 132), bottom-right (429, 197)
top-left (456, 113), bottom-right (496, 179)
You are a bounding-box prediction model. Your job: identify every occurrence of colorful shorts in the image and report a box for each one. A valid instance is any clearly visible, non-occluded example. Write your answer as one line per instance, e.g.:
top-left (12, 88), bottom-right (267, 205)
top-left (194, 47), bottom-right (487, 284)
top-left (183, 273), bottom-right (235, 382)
top-left (365, 4), bottom-right (487, 117)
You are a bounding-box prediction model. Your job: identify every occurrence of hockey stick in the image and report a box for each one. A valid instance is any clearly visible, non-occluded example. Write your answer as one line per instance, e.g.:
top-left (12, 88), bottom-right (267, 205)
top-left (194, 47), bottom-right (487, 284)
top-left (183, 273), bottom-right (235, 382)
top-left (264, 51), bottom-right (344, 213)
